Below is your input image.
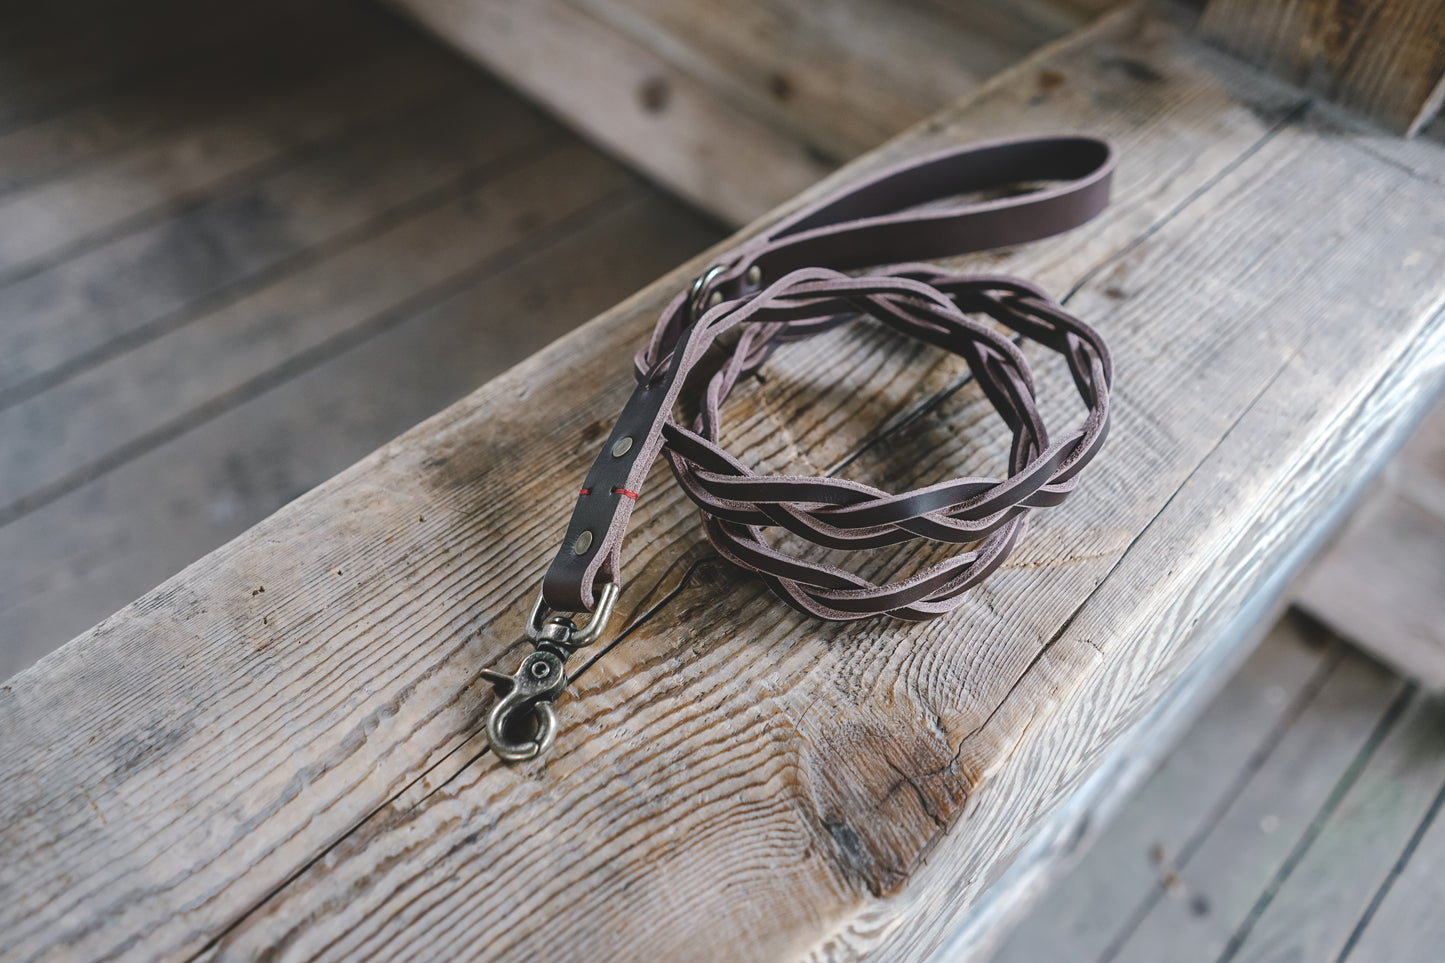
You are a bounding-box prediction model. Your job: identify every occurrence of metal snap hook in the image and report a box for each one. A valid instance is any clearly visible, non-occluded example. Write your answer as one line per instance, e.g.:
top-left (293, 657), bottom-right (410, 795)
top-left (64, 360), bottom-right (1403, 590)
top-left (481, 649), bottom-right (567, 762)
top-left (485, 581), bottom-right (621, 763)
top-left (486, 697), bottom-right (558, 763)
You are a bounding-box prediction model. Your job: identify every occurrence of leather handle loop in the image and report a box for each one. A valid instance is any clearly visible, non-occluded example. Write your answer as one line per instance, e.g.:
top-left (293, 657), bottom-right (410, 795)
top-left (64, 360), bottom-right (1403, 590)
top-left (540, 134), bottom-right (1116, 615)
top-left (749, 134), bottom-right (1114, 274)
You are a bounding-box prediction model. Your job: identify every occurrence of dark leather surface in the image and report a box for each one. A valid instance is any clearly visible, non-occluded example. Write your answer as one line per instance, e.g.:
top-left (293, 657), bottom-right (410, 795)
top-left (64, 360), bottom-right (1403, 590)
top-left (540, 135), bottom-right (1115, 618)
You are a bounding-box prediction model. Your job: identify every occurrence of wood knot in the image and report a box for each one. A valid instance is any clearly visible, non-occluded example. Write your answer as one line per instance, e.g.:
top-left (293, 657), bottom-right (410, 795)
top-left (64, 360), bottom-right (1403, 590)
top-left (639, 77), bottom-right (671, 113)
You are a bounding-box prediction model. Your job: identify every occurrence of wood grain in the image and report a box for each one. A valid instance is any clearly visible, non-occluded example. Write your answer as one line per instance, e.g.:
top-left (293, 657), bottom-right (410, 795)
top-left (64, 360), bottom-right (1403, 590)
top-left (1200, 0), bottom-right (1445, 135)
top-left (1109, 649), bottom-right (1404, 963)
top-left (569, 0), bottom-right (1046, 161)
top-left (386, 0), bottom-right (1098, 224)
top-left (988, 614), bottom-right (1338, 963)
top-left (2, 7), bottom-right (1444, 962)
top-left (0, 87), bottom-right (553, 406)
top-left (387, 0), bottom-right (835, 225)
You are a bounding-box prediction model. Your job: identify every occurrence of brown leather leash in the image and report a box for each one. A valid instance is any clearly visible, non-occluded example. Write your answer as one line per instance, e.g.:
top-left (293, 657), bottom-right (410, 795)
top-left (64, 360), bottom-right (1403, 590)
top-left (482, 134), bottom-right (1117, 761)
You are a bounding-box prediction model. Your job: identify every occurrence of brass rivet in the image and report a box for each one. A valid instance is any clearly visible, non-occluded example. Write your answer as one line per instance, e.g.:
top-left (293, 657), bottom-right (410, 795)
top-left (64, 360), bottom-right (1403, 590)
top-left (574, 530), bottom-right (593, 555)
top-left (612, 436), bottom-right (633, 458)
top-left (745, 265), bottom-right (763, 287)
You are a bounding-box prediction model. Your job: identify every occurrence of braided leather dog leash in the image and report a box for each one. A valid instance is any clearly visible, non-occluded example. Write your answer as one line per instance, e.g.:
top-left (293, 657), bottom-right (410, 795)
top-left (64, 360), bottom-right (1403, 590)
top-left (482, 134), bottom-right (1117, 761)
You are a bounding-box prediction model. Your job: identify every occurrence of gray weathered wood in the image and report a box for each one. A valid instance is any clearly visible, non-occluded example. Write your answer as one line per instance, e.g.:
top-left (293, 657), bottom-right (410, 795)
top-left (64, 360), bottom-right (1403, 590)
top-left (565, 0), bottom-right (1050, 161)
top-left (988, 614), bottom-right (1337, 963)
top-left (2, 7), bottom-right (1444, 961)
top-left (1228, 686), bottom-right (1445, 963)
top-left (386, 0), bottom-right (1106, 224)
top-left (1339, 754), bottom-right (1445, 961)
top-left (0, 42), bottom-right (471, 280)
top-left (387, 0), bottom-right (836, 225)
top-left (0, 88), bottom-right (552, 406)
top-left (1110, 651), bottom-right (1405, 962)
top-left (1200, 0), bottom-right (1445, 135)
top-left (1296, 399), bottom-right (1445, 688)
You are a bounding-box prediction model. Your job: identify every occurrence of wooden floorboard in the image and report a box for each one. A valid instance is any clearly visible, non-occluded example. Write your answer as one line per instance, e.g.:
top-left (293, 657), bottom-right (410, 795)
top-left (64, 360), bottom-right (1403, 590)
top-left (0, 5), bottom-right (420, 196)
top-left (990, 612), bottom-right (1445, 963)
top-left (0, 38), bottom-right (473, 278)
top-left (0, 0), bottom-right (723, 682)
top-left (0, 0), bottom-right (324, 131)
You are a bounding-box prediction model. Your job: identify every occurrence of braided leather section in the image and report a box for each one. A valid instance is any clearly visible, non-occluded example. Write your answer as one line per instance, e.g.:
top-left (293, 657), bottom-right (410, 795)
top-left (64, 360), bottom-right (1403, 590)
top-left (645, 266), bottom-right (1112, 620)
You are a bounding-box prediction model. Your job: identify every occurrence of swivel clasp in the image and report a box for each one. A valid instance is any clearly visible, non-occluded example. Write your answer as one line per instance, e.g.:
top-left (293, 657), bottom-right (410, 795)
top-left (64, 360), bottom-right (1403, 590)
top-left (481, 581), bottom-right (620, 762)
top-left (480, 649), bottom-right (568, 762)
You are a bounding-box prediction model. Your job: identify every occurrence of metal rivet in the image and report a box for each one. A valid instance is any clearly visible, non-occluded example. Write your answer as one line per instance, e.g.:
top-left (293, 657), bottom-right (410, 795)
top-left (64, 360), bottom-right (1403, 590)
top-left (611, 436), bottom-right (633, 458)
top-left (530, 661), bottom-right (551, 679)
top-left (745, 264), bottom-right (763, 287)
top-left (574, 530), bottom-right (593, 555)
top-left (706, 290), bottom-right (723, 309)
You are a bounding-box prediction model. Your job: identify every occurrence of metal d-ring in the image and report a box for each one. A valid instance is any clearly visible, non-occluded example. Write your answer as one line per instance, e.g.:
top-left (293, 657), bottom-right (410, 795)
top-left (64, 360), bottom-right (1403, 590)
top-left (525, 580), bottom-right (620, 647)
top-left (687, 263), bottom-right (728, 322)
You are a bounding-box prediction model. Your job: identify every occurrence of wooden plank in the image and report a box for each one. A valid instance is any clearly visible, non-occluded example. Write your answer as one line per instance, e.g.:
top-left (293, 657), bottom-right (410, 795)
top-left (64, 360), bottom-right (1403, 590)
top-left (1200, 0), bottom-right (1445, 135)
top-left (1296, 399), bottom-right (1445, 688)
top-left (0, 142), bottom-right (628, 524)
top-left (388, 0), bottom-right (834, 225)
top-left (1337, 758), bottom-right (1445, 961)
top-left (988, 615), bottom-right (1337, 963)
top-left (1223, 686), bottom-right (1445, 963)
top-left (0, 89), bottom-right (554, 408)
top-left (569, 0), bottom-right (1051, 162)
top-left (2, 7), bottom-right (1444, 961)
top-left (387, 0), bottom-right (1115, 224)
top-left (1108, 650), bottom-right (1405, 963)
top-left (0, 3), bottom-right (417, 195)
top-left (0, 44), bottom-right (474, 282)
top-left (0, 0), bottom-right (321, 130)
top-left (0, 185), bottom-right (717, 683)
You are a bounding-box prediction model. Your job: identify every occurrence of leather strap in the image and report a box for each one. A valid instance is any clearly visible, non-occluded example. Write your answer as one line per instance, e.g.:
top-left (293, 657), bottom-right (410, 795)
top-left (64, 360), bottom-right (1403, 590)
top-left (540, 134), bottom-right (1116, 618)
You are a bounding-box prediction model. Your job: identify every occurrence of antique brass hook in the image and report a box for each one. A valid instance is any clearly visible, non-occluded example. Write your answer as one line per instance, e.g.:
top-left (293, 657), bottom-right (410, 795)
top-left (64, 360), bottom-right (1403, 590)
top-left (481, 582), bottom-right (619, 762)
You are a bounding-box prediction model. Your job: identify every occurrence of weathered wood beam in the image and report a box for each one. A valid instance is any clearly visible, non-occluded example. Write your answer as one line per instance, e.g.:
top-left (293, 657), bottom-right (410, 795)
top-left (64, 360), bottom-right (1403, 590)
top-left (1200, 0), bottom-right (1445, 135)
top-left (386, 0), bottom-right (834, 225)
top-left (1, 7), bottom-right (1443, 961)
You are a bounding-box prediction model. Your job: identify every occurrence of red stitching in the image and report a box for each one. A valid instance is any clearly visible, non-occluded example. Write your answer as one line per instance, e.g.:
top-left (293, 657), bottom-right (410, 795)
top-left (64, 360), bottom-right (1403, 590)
top-left (613, 487), bottom-right (639, 499)
top-left (579, 488), bottom-right (590, 495)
